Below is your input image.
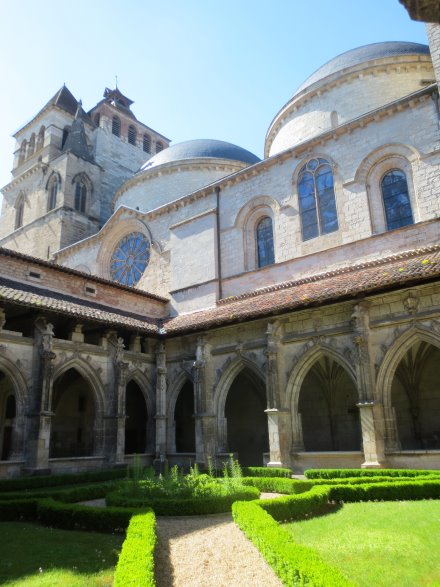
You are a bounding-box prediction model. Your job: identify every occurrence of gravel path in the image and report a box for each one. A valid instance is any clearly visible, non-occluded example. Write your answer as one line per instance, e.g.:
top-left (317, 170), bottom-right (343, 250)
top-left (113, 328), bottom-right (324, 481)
top-left (154, 512), bottom-right (282, 587)
top-left (79, 494), bottom-right (283, 586)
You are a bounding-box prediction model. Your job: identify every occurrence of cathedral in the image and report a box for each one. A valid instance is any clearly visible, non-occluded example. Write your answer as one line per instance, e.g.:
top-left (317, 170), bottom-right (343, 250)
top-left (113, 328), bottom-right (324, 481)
top-left (0, 21), bottom-right (439, 477)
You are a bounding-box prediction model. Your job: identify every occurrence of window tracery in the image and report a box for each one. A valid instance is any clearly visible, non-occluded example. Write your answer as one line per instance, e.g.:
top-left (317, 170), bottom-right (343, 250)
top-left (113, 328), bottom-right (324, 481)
top-left (298, 158), bottom-right (338, 240)
top-left (381, 169), bottom-right (414, 231)
top-left (256, 216), bottom-right (275, 268)
top-left (110, 232), bottom-right (150, 286)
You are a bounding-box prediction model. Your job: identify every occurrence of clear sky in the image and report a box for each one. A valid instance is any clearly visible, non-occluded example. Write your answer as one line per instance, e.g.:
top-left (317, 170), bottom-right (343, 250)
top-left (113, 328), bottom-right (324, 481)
top-left (0, 0), bottom-right (428, 192)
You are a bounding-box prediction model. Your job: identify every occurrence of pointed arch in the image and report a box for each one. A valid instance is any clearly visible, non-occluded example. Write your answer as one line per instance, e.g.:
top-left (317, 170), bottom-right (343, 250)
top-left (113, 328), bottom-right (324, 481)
top-left (53, 358), bottom-right (105, 415)
top-left (166, 370), bottom-right (195, 453)
top-left (126, 368), bottom-right (155, 417)
top-left (377, 325), bottom-right (440, 410)
top-left (0, 355), bottom-right (28, 413)
top-left (214, 356), bottom-right (266, 418)
top-left (46, 172), bottom-right (61, 212)
top-left (72, 172), bottom-right (92, 214)
top-left (15, 192), bottom-right (26, 229)
top-left (37, 126), bottom-right (45, 150)
top-left (286, 344), bottom-right (357, 412)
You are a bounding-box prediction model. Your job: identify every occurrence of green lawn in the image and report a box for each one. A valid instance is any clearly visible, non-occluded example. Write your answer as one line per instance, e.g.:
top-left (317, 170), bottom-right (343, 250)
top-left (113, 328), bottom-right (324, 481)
top-left (285, 500), bottom-right (440, 587)
top-left (0, 522), bottom-right (124, 586)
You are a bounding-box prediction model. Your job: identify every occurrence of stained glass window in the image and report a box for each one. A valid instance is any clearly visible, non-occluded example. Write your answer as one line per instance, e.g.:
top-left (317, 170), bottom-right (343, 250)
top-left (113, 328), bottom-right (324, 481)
top-left (110, 232), bottom-right (150, 286)
top-left (257, 216), bottom-right (275, 268)
top-left (298, 158), bottom-right (338, 241)
top-left (381, 170), bottom-right (413, 231)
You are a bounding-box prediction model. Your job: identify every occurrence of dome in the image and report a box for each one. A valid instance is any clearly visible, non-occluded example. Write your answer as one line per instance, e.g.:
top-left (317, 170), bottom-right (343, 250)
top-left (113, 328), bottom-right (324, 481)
top-left (294, 41), bottom-right (430, 96)
top-left (140, 139), bottom-right (260, 171)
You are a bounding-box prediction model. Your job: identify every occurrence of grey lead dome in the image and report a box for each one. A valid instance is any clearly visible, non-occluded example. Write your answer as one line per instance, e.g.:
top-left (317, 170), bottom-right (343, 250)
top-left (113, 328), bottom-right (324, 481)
top-left (294, 41), bottom-right (430, 96)
top-left (140, 138), bottom-right (261, 172)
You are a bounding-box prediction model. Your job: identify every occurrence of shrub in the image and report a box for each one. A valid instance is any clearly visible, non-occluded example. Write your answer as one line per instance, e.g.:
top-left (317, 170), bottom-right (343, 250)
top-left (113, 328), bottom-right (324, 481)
top-left (260, 485), bottom-right (331, 522)
top-left (242, 467), bottom-right (291, 478)
top-left (0, 480), bottom-right (119, 503)
top-left (0, 498), bottom-right (39, 521)
top-left (106, 486), bottom-right (260, 515)
top-left (328, 479), bottom-right (440, 502)
top-left (232, 500), bottom-right (354, 586)
top-left (242, 476), bottom-right (311, 494)
top-left (305, 468), bottom-right (440, 480)
top-left (37, 498), bottom-right (136, 533)
top-left (0, 468), bottom-right (126, 492)
top-left (114, 511), bottom-right (156, 587)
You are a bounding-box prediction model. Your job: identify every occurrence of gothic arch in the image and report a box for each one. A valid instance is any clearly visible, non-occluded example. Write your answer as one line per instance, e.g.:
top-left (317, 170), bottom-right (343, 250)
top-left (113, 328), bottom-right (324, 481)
top-left (126, 368), bottom-right (155, 416)
top-left (167, 370), bottom-right (193, 423)
top-left (45, 171), bottom-right (62, 191)
top-left (377, 325), bottom-right (440, 409)
top-left (53, 358), bottom-right (105, 415)
top-left (51, 358), bottom-right (106, 456)
top-left (286, 344), bottom-right (357, 412)
top-left (0, 355), bottom-right (28, 414)
top-left (214, 356), bottom-right (265, 418)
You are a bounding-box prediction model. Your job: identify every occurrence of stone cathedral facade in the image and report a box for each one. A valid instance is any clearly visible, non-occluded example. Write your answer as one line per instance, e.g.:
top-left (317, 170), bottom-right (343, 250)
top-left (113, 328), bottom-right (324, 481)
top-left (0, 25), bottom-right (439, 477)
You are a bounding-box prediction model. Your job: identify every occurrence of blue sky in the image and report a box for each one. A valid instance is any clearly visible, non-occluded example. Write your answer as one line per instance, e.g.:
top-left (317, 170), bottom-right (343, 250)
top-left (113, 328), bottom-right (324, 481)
top-left (0, 0), bottom-right (428, 191)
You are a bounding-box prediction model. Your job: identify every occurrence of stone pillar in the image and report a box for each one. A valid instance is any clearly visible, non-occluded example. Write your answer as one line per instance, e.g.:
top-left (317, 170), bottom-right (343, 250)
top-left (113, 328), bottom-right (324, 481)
top-left (264, 322), bottom-right (290, 467)
top-left (351, 303), bottom-right (386, 467)
top-left (155, 342), bottom-right (167, 457)
top-left (26, 317), bottom-right (56, 473)
top-left (115, 361), bottom-right (129, 464)
top-left (291, 412), bottom-right (305, 452)
top-left (193, 336), bottom-right (215, 466)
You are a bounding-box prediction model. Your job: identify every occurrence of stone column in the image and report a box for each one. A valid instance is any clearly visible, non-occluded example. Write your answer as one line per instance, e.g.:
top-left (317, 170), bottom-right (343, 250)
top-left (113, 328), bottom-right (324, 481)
top-left (193, 337), bottom-right (216, 465)
top-left (155, 342), bottom-right (167, 457)
top-left (26, 317), bottom-right (56, 473)
top-left (115, 361), bottom-right (129, 464)
top-left (351, 303), bottom-right (386, 467)
top-left (264, 322), bottom-right (290, 467)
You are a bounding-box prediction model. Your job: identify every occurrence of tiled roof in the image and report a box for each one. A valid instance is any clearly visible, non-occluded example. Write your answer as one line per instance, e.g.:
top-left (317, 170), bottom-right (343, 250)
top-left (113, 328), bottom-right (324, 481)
top-left (163, 246), bottom-right (440, 335)
top-left (0, 277), bottom-right (160, 334)
top-left (0, 246), bottom-right (439, 336)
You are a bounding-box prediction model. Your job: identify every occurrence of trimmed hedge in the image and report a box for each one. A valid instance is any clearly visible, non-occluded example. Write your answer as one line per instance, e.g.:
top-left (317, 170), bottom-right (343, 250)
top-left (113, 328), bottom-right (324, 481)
top-left (0, 498), bottom-right (39, 521)
top-left (37, 498), bottom-right (137, 533)
top-left (114, 511), bottom-right (156, 587)
top-left (242, 467), bottom-right (291, 478)
top-left (260, 485), bottom-right (331, 522)
top-left (0, 468), bottom-right (126, 492)
top-left (328, 479), bottom-right (440, 502)
top-left (232, 499), bottom-right (354, 586)
top-left (242, 476), bottom-right (310, 494)
top-left (0, 480), bottom-right (119, 503)
top-left (309, 475), bottom-right (438, 486)
top-left (305, 468), bottom-right (440, 479)
top-left (106, 486), bottom-right (260, 515)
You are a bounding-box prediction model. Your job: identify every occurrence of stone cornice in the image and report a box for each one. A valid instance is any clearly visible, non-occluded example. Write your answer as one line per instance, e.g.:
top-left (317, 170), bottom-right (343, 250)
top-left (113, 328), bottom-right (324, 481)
top-left (1, 162), bottom-right (44, 193)
top-left (265, 55), bottom-right (433, 156)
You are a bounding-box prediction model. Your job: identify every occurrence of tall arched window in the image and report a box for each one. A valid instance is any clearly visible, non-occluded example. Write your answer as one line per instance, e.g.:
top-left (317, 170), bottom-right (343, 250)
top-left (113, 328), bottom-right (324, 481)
top-left (74, 178), bottom-right (87, 213)
top-left (28, 134), bottom-right (35, 157)
top-left (256, 216), bottom-right (275, 268)
top-left (128, 125), bottom-right (137, 145)
top-left (112, 116), bottom-right (121, 137)
top-left (381, 169), bottom-right (414, 231)
top-left (143, 134), bottom-right (151, 153)
top-left (47, 175), bottom-right (59, 211)
top-left (15, 196), bottom-right (24, 229)
top-left (37, 126), bottom-right (45, 150)
top-left (19, 140), bottom-right (27, 165)
top-left (298, 158), bottom-right (338, 241)
top-left (156, 141), bottom-right (163, 153)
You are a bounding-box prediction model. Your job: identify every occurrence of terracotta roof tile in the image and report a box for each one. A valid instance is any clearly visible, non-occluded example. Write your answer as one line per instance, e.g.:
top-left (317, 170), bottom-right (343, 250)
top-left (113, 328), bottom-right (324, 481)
top-left (162, 246), bottom-right (440, 335)
top-left (0, 277), bottom-right (160, 334)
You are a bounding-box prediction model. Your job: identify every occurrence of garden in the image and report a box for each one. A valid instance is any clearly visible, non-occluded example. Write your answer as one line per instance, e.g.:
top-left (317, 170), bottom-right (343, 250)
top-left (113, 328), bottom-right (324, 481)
top-left (0, 462), bottom-right (439, 586)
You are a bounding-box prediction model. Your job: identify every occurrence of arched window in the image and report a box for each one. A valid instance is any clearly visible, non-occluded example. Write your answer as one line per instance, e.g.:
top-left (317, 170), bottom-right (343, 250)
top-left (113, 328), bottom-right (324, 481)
top-left (381, 169), bottom-right (414, 231)
top-left (61, 126), bottom-right (70, 149)
top-left (37, 126), bottom-right (45, 150)
top-left (74, 178), bottom-right (87, 213)
top-left (47, 175), bottom-right (59, 211)
top-left (112, 116), bottom-right (121, 137)
top-left (128, 125), bottom-right (137, 145)
top-left (143, 134), bottom-right (151, 153)
top-left (19, 140), bottom-right (27, 165)
top-left (256, 216), bottom-right (275, 268)
top-left (94, 113), bottom-right (100, 127)
top-left (15, 197), bottom-right (24, 229)
top-left (298, 158), bottom-right (338, 241)
top-left (28, 134), bottom-right (35, 157)
top-left (156, 141), bottom-right (163, 153)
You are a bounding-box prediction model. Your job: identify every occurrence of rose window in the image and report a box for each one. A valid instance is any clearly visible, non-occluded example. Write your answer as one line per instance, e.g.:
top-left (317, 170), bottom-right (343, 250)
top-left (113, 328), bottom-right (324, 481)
top-left (110, 232), bottom-right (150, 286)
